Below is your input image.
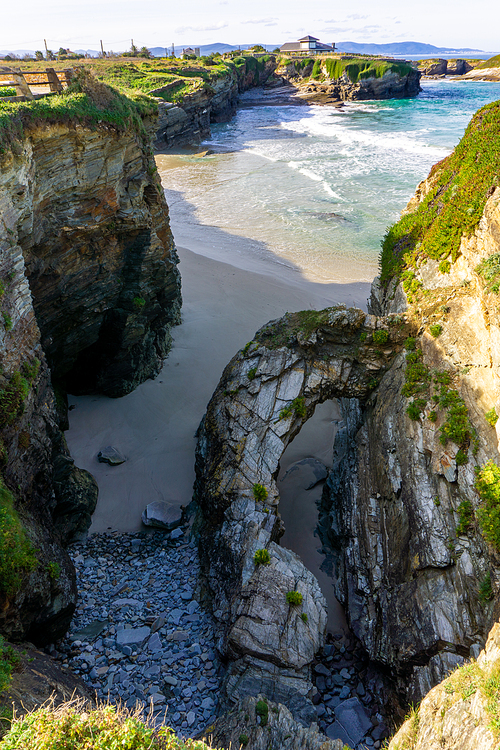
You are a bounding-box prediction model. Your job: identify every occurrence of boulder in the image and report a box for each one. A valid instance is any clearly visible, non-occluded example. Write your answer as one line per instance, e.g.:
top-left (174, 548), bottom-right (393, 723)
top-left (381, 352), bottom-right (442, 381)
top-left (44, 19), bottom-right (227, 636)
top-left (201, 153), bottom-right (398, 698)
top-left (97, 447), bottom-right (126, 465)
top-left (141, 500), bottom-right (183, 530)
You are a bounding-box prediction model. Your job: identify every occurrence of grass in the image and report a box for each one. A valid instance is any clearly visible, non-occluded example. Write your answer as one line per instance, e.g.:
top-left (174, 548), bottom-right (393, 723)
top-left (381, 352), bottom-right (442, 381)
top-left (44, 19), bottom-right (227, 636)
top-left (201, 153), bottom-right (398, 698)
top-left (379, 100), bottom-right (500, 285)
top-left (252, 484), bottom-right (268, 502)
top-left (247, 367), bottom-right (257, 381)
top-left (0, 479), bottom-right (38, 597)
top-left (479, 572), bottom-right (494, 602)
top-left (475, 461), bottom-right (500, 551)
top-left (286, 591), bottom-right (303, 606)
top-left (253, 549), bottom-right (271, 565)
top-left (255, 699), bottom-right (268, 727)
top-left (476, 54), bottom-right (500, 70)
top-left (0, 636), bottom-right (20, 693)
top-left (456, 500), bottom-right (474, 535)
top-left (0, 371), bottom-right (30, 429)
top-left (476, 253), bottom-right (500, 293)
top-left (0, 68), bottom-right (157, 156)
top-left (0, 700), bottom-right (218, 749)
top-left (278, 396), bottom-right (307, 421)
top-left (312, 57), bottom-right (412, 83)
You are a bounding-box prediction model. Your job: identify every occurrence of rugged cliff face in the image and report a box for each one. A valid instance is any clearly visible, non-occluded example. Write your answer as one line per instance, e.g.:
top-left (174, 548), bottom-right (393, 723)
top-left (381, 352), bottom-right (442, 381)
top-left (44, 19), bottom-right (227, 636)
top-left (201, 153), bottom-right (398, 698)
top-left (155, 57), bottom-right (277, 149)
top-left (322, 102), bottom-right (500, 706)
top-left (276, 57), bottom-right (421, 102)
top-left (0, 73), bottom-right (181, 642)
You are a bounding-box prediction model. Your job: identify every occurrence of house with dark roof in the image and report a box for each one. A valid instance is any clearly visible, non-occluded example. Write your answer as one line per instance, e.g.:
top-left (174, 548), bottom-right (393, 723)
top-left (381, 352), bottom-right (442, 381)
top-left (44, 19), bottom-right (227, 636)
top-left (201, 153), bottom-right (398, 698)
top-left (280, 35), bottom-right (335, 54)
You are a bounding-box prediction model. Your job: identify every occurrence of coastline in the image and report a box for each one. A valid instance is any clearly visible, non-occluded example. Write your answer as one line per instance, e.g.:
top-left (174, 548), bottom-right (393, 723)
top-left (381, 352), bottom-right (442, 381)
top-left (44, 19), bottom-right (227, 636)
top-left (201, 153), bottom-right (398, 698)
top-left (66, 236), bottom-right (371, 534)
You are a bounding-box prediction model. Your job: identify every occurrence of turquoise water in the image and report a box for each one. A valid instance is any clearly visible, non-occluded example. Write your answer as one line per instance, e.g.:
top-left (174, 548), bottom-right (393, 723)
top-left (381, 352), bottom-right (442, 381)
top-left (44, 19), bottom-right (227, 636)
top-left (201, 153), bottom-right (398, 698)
top-left (160, 81), bottom-right (500, 284)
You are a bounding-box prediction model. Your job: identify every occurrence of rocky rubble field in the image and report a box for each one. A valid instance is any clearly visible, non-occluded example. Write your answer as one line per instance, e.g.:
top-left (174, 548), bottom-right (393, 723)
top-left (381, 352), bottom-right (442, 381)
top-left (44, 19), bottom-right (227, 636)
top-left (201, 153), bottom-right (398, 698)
top-left (48, 530), bottom-right (224, 737)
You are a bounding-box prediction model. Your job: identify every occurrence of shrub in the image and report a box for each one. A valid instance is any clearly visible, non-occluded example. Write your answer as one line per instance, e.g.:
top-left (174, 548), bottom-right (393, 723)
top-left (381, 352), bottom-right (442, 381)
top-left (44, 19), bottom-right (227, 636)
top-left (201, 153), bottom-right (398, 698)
top-left (406, 399), bottom-right (426, 420)
top-left (373, 329), bottom-right (389, 345)
top-left (301, 612), bottom-right (308, 623)
top-left (0, 370), bottom-right (30, 428)
top-left (22, 358), bottom-right (40, 382)
top-left (278, 396), bottom-right (306, 421)
top-left (456, 500), bottom-right (474, 535)
top-left (439, 260), bottom-right (451, 274)
top-left (132, 296), bottom-right (146, 309)
top-left (476, 253), bottom-right (500, 294)
top-left (404, 337), bottom-right (417, 351)
top-left (2, 312), bottom-right (12, 331)
top-left (0, 701), bottom-right (215, 749)
top-left (247, 367), bottom-right (257, 381)
top-left (428, 410), bottom-right (438, 423)
top-left (486, 408), bottom-right (499, 427)
top-left (475, 461), bottom-right (500, 551)
top-left (255, 699), bottom-right (269, 727)
top-left (239, 734), bottom-right (249, 747)
top-left (252, 484), bottom-right (268, 502)
top-left (286, 590), bottom-right (303, 606)
top-left (439, 396), bottom-right (471, 446)
top-left (359, 331), bottom-right (367, 342)
top-left (456, 448), bottom-right (468, 465)
top-left (429, 324), bottom-right (443, 337)
top-left (253, 549), bottom-right (270, 565)
top-left (0, 479), bottom-right (38, 596)
top-left (479, 571), bottom-right (494, 602)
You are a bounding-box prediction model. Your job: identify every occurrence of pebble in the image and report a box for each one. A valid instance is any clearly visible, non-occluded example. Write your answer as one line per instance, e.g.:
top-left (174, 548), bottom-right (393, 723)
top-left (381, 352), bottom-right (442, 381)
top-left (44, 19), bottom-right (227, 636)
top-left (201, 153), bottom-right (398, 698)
top-left (52, 530), bottom-right (223, 738)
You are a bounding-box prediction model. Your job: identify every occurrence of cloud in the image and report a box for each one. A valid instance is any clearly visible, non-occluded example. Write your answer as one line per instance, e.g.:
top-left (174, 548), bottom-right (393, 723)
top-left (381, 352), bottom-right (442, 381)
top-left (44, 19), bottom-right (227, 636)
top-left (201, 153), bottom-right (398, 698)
top-left (345, 14), bottom-right (369, 20)
top-left (241, 17), bottom-right (277, 25)
top-left (175, 21), bottom-right (228, 34)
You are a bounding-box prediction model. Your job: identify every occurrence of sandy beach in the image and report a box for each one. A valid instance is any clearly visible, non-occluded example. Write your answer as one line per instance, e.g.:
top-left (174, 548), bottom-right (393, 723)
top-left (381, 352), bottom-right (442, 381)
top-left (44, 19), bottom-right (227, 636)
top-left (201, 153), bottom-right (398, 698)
top-left (65, 173), bottom-right (371, 534)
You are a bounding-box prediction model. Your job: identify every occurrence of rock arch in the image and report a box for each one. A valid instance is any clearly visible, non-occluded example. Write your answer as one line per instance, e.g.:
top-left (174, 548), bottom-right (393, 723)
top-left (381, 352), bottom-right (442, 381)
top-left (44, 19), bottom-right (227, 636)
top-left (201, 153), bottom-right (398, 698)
top-left (194, 306), bottom-right (411, 718)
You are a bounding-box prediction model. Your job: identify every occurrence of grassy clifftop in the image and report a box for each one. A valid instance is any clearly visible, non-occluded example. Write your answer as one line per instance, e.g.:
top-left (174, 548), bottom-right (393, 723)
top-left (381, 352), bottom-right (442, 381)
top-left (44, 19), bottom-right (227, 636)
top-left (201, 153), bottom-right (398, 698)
top-left (379, 98), bottom-right (500, 284)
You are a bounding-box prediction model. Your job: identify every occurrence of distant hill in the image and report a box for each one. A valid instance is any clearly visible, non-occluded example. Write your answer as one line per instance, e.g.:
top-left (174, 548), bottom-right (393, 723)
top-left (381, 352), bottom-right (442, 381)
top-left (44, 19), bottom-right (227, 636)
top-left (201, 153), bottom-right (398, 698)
top-left (336, 41), bottom-right (484, 55)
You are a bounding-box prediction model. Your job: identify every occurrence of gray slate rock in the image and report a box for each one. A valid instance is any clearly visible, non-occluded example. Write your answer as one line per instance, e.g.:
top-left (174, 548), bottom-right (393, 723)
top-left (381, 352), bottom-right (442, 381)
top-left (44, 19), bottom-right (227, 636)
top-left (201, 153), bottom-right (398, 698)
top-left (97, 446), bottom-right (126, 465)
top-left (116, 626), bottom-right (150, 646)
top-left (142, 501), bottom-right (183, 530)
top-left (334, 696), bottom-right (372, 745)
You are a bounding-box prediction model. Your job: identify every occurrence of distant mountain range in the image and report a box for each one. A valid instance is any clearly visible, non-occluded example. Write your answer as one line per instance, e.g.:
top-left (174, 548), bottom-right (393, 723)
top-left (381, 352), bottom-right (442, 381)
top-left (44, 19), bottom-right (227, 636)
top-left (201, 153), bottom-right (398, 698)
top-left (335, 41), bottom-right (484, 55)
top-left (0, 40), bottom-right (488, 59)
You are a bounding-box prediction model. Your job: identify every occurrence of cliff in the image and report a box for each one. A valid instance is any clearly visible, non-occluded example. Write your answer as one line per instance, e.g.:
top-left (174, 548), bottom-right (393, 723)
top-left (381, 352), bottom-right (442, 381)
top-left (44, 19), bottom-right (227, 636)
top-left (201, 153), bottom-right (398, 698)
top-left (155, 56), bottom-right (277, 149)
top-left (0, 70), bottom-right (181, 642)
top-left (193, 97), bottom-right (500, 742)
top-left (276, 56), bottom-right (421, 102)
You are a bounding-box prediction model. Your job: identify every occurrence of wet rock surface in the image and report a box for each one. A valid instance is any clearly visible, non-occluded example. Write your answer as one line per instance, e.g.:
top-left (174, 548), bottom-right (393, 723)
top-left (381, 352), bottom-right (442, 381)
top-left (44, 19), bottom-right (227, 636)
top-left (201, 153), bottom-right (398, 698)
top-left (50, 530), bottom-right (224, 737)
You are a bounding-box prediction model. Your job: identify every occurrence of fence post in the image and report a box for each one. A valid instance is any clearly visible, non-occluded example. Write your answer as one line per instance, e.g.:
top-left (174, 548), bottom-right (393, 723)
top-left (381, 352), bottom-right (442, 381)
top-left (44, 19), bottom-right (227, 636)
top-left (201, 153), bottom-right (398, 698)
top-left (10, 69), bottom-right (34, 99)
top-left (45, 67), bottom-right (63, 93)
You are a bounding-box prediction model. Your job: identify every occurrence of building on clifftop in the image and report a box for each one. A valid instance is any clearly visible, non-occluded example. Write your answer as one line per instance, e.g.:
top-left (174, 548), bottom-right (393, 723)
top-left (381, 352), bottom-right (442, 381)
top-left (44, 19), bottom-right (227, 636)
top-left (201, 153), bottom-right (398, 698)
top-left (280, 35), bottom-right (335, 53)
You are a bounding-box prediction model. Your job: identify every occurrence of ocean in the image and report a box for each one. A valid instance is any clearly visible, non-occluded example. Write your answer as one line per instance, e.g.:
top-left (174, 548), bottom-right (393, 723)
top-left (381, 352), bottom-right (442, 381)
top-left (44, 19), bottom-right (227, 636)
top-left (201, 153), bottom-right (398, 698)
top-left (160, 80), bottom-right (500, 285)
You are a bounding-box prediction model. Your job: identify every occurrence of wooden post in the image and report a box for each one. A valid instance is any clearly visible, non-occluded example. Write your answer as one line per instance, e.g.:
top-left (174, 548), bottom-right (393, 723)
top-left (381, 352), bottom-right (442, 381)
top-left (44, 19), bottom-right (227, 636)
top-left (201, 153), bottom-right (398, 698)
top-left (45, 67), bottom-right (62, 93)
top-left (100, 39), bottom-right (105, 57)
top-left (44, 39), bottom-right (49, 59)
top-left (10, 69), bottom-right (34, 99)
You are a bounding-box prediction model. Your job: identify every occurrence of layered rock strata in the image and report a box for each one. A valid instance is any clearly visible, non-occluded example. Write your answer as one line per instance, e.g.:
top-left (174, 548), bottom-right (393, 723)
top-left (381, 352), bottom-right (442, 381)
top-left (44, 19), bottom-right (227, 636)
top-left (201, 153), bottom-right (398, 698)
top-left (155, 58), bottom-right (277, 149)
top-left (276, 59), bottom-right (421, 102)
top-left (0, 95), bottom-right (181, 641)
top-left (194, 307), bottom-right (411, 720)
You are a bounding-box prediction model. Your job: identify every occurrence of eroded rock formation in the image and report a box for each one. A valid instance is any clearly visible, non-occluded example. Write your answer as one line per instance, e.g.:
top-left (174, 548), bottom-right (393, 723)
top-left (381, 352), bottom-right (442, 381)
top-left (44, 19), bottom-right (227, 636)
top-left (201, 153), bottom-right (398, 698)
top-left (0, 80), bottom-right (181, 642)
top-left (195, 307), bottom-right (411, 719)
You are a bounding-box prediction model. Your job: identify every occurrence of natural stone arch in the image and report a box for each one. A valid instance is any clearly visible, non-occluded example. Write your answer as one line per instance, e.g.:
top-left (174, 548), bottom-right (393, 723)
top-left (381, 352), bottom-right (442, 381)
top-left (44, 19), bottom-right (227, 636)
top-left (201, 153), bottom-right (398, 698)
top-left (194, 306), bottom-right (411, 717)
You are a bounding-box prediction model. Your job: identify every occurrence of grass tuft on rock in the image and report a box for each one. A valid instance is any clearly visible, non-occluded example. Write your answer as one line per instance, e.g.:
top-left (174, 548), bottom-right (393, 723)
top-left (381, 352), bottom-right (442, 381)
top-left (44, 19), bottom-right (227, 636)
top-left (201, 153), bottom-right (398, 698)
top-left (0, 479), bottom-right (38, 596)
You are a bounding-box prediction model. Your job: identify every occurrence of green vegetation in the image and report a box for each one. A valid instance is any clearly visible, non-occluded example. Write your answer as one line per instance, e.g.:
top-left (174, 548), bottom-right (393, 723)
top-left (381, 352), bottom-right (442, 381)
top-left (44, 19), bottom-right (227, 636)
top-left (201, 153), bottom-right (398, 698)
top-left (132, 296), bottom-right (146, 310)
top-left (312, 57), bottom-right (412, 83)
top-left (407, 398), bottom-right (427, 421)
top-left (238, 734), bottom-right (249, 747)
top-left (252, 484), bottom-right (268, 502)
top-left (476, 54), bottom-right (500, 70)
top-left (475, 461), bottom-right (500, 550)
top-left (479, 571), bottom-right (494, 602)
top-left (456, 500), bottom-right (474, 535)
top-left (286, 590), bottom-right (303, 606)
top-left (300, 612), bottom-right (308, 623)
top-left (373, 329), bottom-right (389, 345)
top-left (2, 314), bottom-right (12, 332)
top-left (22, 358), bottom-right (40, 382)
top-left (439, 260), bottom-right (451, 274)
top-left (429, 323), bottom-right (443, 338)
top-left (486, 408), bottom-right (499, 426)
top-left (455, 448), bottom-right (468, 465)
top-left (255, 700), bottom-right (269, 727)
top-left (0, 479), bottom-right (38, 596)
top-left (253, 548), bottom-right (271, 565)
top-left (0, 88), bottom-right (16, 98)
top-left (46, 561), bottom-right (60, 580)
top-left (0, 370), bottom-right (30, 428)
top-left (257, 308), bottom-right (330, 349)
top-left (0, 702), bottom-right (217, 749)
top-left (278, 396), bottom-right (307, 421)
top-left (0, 636), bottom-right (20, 693)
top-left (247, 367), bottom-right (257, 381)
top-left (0, 68), bottom-right (158, 156)
top-left (380, 100), bottom-right (500, 285)
top-left (476, 253), bottom-right (500, 293)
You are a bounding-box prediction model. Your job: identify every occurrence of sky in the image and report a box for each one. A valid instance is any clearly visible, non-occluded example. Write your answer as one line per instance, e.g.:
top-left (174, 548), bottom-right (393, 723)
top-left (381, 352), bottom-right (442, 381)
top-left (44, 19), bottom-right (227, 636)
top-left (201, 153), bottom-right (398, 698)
top-left (2, 0), bottom-right (498, 53)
